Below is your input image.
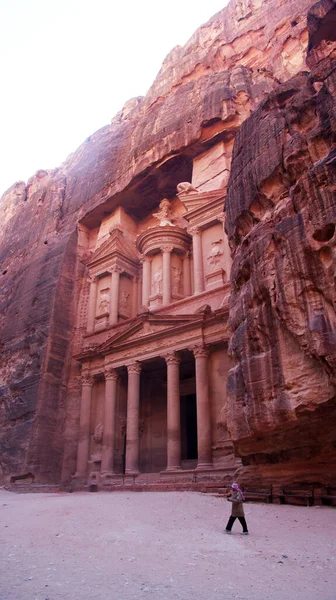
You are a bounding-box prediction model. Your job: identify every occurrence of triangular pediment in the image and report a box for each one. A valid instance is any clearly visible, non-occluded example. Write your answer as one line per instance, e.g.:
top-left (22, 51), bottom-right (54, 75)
top-left (179, 189), bottom-right (226, 213)
top-left (98, 313), bottom-right (202, 353)
top-left (88, 228), bottom-right (139, 267)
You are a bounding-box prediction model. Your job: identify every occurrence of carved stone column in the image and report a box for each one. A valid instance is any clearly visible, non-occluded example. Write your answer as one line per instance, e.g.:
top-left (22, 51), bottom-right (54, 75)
top-left (182, 251), bottom-right (192, 297)
top-left (109, 266), bottom-right (122, 326)
top-left (193, 345), bottom-right (213, 469)
top-left (190, 227), bottom-right (204, 294)
top-left (141, 255), bottom-right (151, 307)
top-left (162, 245), bottom-right (173, 306)
top-left (125, 362), bottom-right (142, 474)
top-left (75, 373), bottom-right (94, 477)
top-left (132, 276), bottom-right (139, 317)
top-left (165, 352), bottom-right (182, 470)
top-left (87, 277), bottom-right (98, 333)
top-left (101, 367), bottom-right (119, 476)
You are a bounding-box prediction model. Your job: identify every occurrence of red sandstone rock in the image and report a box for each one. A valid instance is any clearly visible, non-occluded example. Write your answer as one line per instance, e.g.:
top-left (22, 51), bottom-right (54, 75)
top-left (225, 0), bottom-right (336, 487)
top-left (0, 0), bottom-right (334, 491)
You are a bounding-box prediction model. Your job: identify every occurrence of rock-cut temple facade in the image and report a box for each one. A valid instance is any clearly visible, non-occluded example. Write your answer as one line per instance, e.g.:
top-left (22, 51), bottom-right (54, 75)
top-left (0, 0), bottom-right (335, 497)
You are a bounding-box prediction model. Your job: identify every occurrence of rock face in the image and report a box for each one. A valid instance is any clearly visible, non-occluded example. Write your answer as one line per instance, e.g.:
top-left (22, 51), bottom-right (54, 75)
top-left (0, 0), bottom-right (334, 490)
top-left (226, 0), bottom-right (336, 486)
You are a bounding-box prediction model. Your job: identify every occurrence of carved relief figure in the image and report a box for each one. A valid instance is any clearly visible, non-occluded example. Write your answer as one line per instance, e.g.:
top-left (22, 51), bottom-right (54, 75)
top-left (153, 199), bottom-right (174, 226)
top-left (207, 239), bottom-right (224, 270)
top-left (98, 288), bottom-right (110, 314)
top-left (120, 290), bottom-right (130, 313)
top-left (172, 266), bottom-right (182, 294)
top-left (153, 269), bottom-right (163, 294)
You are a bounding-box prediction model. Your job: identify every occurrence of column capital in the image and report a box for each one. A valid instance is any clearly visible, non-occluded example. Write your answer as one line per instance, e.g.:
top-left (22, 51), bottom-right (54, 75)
top-left (140, 254), bottom-right (151, 263)
top-left (161, 245), bottom-right (174, 254)
top-left (164, 351), bottom-right (181, 365)
top-left (183, 250), bottom-right (191, 259)
top-left (191, 344), bottom-right (209, 359)
top-left (104, 366), bottom-right (119, 381)
top-left (187, 226), bottom-right (201, 236)
top-left (110, 264), bottom-right (123, 274)
top-left (81, 373), bottom-right (94, 386)
top-left (87, 275), bottom-right (99, 284)
top-left (127, 362), bottom-right (142, 375)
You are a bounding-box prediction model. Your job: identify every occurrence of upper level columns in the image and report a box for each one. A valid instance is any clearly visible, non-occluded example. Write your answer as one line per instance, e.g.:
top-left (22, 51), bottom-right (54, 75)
top-left (141, 255), bottom-right (151, 307)
top-left (193, 345), bottom-right (213, 469)
top-left (87, 277), bottom-right (98, 333)
top-left (162, 245), bottom-right (173, 306)
top-left (165, 352), bottom-right (181, 471)
top-left (109, 266), bottom-right (122, 326)
top-left (125, 362), bottom-right (142, 474)
top-left (75, 373), bottom-right (94, 477)
top-left (182, 251), bottom-right (192, 297)
top-left (190, 227), bottom-right (204, 294)
top-left (101, 367), bottom-right (119, 475)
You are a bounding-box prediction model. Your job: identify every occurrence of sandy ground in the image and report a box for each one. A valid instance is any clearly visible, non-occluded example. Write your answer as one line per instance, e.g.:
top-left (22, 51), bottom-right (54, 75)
top-left (0, 489), bottom-right (335, 600)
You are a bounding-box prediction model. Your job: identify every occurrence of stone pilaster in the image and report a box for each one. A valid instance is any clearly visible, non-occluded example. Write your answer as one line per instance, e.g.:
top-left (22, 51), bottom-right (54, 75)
top-left (101, 367), bottom-right (119, 476)
top-left (75, 373), bottom-right (94, 478)
top-left (109, 266), bottom-right (122, 326)
top-left (182, 251), bottom-right (192, 297)
top-left (87, 276), bottom-right (98, 333)
top-left (189, 227), bottom-right (204, 294)
top-left (141, 255), bottom-right (151, 307)
top-left (193, 345), bottom-right (213, 469)
top-left (125, 362), bottom-right (142, 474)
top-left (162, 245), bottom-right (173, 306)
top-left (165, 352), bottom-right (182, 470)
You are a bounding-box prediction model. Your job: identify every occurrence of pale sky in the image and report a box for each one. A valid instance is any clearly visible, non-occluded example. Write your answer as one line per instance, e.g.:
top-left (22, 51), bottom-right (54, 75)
top-left (0, 0), bottom-right (229, 198)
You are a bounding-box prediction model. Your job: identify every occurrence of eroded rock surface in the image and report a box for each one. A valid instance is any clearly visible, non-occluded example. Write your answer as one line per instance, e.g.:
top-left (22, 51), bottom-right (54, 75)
top-left (226, 0), bottom-right (336, 486)
top-left (0, 0), bottom-right (332, 487)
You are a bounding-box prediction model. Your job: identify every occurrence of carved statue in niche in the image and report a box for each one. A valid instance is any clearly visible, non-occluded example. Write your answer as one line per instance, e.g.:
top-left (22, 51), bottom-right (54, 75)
top-left (153, 269), bottom-right (163, 294)
top-left (93, 423), bottom-right (104, 444)
top-left (153, 199), bottom-right (175, 226)
top-left (176, 182), bottom-right (198, 195)
top-left (207, 239), bottom-right (224, 270)
top-left (172, 266), bottom-right (182, 294)
top-left (120, 290), bottom-right (130, 313)
top-left (98, 288), bottom-right (110, 314)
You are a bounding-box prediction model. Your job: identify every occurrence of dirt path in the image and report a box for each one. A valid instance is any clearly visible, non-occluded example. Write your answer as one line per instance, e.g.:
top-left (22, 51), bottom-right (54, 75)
top-left (0, 489), bottom-right (335, 600)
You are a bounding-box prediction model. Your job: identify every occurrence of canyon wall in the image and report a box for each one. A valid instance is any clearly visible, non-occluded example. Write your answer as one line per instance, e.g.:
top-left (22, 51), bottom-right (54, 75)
top-left (0, 0), bottom-right (334, 487)
top-left (226, 0), bottom-right (336, 486)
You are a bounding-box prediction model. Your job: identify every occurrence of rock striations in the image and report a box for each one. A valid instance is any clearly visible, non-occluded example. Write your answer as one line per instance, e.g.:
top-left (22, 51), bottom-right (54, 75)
top-left (0, 0), bottom-right (335, 493)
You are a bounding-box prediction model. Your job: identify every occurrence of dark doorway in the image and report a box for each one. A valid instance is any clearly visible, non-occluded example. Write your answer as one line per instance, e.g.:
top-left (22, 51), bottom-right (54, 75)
top-left (181, 394), bottom-right (198, 461)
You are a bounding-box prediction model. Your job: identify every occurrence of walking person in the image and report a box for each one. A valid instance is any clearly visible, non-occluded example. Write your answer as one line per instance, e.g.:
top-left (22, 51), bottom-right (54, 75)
top-left (225, 482), bottom-right (249, 534)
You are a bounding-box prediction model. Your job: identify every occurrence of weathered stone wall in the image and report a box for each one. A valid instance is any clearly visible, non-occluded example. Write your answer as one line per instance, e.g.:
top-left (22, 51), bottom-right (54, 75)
top-left (226, 0), bottom-right (336, 486)
top-left (0, 0), bottom-right (325, 484)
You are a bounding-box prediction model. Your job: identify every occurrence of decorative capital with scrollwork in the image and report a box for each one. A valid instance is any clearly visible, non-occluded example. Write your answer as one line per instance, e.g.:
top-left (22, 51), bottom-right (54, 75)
top-left (139, 254), bottom-right (150, 264)
top-left (127, 362), bottom-right (142, 375)
top-left (187, 226), bottom-right (200, 236)
top-left (87, 275), bottom-right (99, 285)
top-left (81, 373), bottom-right (94, 386)
top-left (104, 366), bottom-right (119, 381)
top-left (161, 244), bottom-right (174, 254)
top-left (164, 351), bottom-right (181, 365)
top-left (110, 264), bottom-right (123, 274)
top-left (191, 344), bottom-right (209, 359)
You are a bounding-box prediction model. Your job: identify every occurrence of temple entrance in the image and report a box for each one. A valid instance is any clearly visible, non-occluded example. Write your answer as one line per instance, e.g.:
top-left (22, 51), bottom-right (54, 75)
top-left (181, 393), bottom-right (198, 465)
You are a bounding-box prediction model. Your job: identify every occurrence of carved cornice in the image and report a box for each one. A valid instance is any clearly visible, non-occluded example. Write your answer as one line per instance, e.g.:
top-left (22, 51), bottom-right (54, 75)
top-left (136, 225), bottom-right (191, 256)
top-left (127, 362), bottom-right (142, 375)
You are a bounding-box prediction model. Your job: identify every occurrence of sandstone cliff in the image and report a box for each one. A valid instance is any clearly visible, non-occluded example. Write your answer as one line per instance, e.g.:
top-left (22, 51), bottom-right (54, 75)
top-left (226, 0), bottom-right (336, 486)
top-left (0, 0), bottom-right (333, 487)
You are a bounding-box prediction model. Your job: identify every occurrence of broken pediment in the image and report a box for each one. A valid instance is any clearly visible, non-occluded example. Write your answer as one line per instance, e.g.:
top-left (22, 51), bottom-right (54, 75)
top-left (179, 188), bottom-right (226, 214)
top-left (88, 227), bottom-right (139, 269)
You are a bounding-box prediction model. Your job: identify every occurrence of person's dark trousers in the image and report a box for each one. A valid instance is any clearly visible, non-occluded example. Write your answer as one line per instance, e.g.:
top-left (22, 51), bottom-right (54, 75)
top-left (225, 516), bottom-right (248, 532)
